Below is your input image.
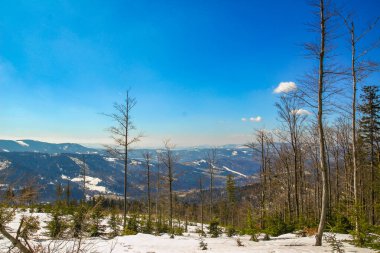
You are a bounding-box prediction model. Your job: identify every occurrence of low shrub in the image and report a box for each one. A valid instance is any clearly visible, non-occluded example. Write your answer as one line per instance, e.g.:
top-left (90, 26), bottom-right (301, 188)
top-left (208, 218), bottom-right (222, 238)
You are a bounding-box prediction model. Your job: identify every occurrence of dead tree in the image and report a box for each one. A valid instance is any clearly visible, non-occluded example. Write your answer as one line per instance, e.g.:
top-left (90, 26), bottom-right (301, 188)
top-left (255, 129), bottom-right (268, 230)
top-left (155, 153), bottom-right (161, 225)
top-left (315, 0), bottom-right (329, 245)
top-left (341, 13), bottom-right (380, 230)
top-left (104, 90), bottom-right (143, 229)
top-left (199, 175), bottom-right (204, 233)
top-left (206, 147), bottom-right (217, 220)
top-left (143, 151), bottom-right (153, 227)
top-left (160, 140), bottom-right (177, 233)
top-left (80, 155), bottom-right (87, 202)
top-left (297, 0), bottom-right (342, 245)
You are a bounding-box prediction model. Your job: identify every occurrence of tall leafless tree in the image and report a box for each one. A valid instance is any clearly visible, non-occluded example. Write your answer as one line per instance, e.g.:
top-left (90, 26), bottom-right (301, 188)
top-left (160, 140), bottom-right (177, 233)
top-left (275, 94), bottom-right (308, 220)
top-left (104, 90), bottom-right (143, 229)
top-left (199, 175), bottom-right (204, 233)
top-left (341, 13), bottom-right (379, 231)
top-left (255, 129), bottom-right (268, 230)
top-left (80, 155), bottom-right (87, 202)
top-left (299, 0), bottom-right (340, 246)
top-left (206, 147), bottom-right (217, 220)
top-left (143, 151), bottom-right (153, 227)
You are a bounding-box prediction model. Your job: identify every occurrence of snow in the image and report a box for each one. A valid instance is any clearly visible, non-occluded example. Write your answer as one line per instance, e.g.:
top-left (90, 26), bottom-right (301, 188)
top-left (15, 140), bottom-right (29, 147)
top-left (61, 174), bottom-right (70, 180)
top-left (0, 160), bottom-right (11, 170)
top-left (105, 157), bottom-right (118, 162)
top-left (223, 166), bottom-right (247, 178)
top-left (193, 159), bottom-right (207, 166)
top-left (69, 156), bottom-right (88, 170)
top-left (130, 160), bottom-right (142, 165)
top-left (0, 211), bottom-right (376, 253)
top-left (71, 176), bottom-right (107, 193)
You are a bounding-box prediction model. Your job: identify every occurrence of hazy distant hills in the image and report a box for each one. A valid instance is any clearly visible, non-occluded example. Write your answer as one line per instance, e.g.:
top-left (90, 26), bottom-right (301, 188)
top-left (0, 140), bottom-right (260, 202)
top-left (0, 140), bottom-right (100, 154)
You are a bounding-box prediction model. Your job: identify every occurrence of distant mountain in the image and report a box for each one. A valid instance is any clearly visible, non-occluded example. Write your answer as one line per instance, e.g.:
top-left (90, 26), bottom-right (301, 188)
top-left (0, 140), bottom-right (260, 202)
top-left (0, 140), bottom-right (100, 154)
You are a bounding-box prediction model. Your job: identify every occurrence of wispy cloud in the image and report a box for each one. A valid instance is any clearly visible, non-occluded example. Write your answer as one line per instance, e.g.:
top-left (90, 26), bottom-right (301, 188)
top-left (291, 109), bottom-right (311, 115)
top-left (242, 116), bottom-right (262, 123)
top-left (249, 116), bottom-right (262, 122)
top-left (274, 81), bottom-right (297, 93)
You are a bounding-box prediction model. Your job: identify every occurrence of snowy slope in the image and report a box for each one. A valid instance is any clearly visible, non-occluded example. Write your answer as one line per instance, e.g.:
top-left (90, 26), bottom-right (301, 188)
top-left (0, 211), bottom-right (376, 253)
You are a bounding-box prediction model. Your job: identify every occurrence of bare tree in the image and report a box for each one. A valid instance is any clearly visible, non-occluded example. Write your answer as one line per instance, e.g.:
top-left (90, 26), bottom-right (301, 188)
top-left (314, 0), bottom-right (329, 245)
top-left (299, 0), bottom-right (340, 246)
top-left (159, 140), bottom-right (177, 233)
top-left (275, 94), bottom-right (309, 220)
top-left (341, 13), bottom-right (380, 232)
top-left (206, 147), bottom-right (217, 220)
top-left (143, 151), bottom-right (153, 228)
top-left (104, 90), bottom-right (143, 230)
top-left (255, 129), bottom-right (268, 230)
top-left (199, 175), bottom-right (204, 233)
top-left (80, 155), bottom-right (88, 202)
top-left (155, 153), bottom-right (162, 225)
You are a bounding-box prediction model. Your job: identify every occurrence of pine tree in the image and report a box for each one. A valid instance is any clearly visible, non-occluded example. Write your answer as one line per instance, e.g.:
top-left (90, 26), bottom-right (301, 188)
top-left (358, 85), bottom-right (380, 226)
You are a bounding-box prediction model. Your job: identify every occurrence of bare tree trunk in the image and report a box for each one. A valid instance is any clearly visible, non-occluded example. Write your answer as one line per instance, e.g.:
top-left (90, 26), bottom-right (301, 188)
top-left (104, 90), bottom-right (142, 231)
top-left (124, 99), bottom-right (129, 229)
top-left (143, 152), bottom-right (152, 226)
top-left (292, 134), bottom-right (300, 220)
top-left (0, 223), bottom-right (32, 253)
top-left (200, 176), bottom-right (204, 232)
top-left (81, 155), bottom-right (86, 202)
top-left (286, 161), bottom-right (292, 222)
top-left (156, 155), bottom-right (161, 225)
top-left (325, 139), bottom-right (332, 216)
top-left (161, 140), bottom-right (176, 234)
top-left (335, 144), bottom-right (340, 206)
top-left (370, 130), bottom-right (375, 225)
top-left (350, 22), bottom-right (360, 236)
top-left (206, 148), bottom-right (217, 220)
top-left (315, 0), bottom-right (329, 246)
top-left (258, 131), bottom-right (266, 230)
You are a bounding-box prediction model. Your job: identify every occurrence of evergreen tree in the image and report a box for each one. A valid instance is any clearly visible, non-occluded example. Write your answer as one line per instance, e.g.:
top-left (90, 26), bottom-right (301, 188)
top-left (89, 205), bottom-right (105, 237)
top-left (358, 85), bottom-right (380, 225)
top-left (71, 204), bottom-right (88, 238)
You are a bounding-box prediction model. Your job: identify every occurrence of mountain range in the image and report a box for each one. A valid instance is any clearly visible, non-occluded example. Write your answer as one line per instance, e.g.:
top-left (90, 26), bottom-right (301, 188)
top-left (0, 140), bottom-right (260, 202)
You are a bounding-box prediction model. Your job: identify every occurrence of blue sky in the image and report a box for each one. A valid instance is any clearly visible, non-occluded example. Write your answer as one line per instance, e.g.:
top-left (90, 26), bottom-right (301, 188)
top-left (0, 0), bottom-right (379, 147)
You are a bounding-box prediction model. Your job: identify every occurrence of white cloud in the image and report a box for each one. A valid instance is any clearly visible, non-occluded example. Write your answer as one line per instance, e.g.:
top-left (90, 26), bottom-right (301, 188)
top-left (241, 117), bottom-right (247, 122)
top-left (291, 109), bottom-right (311, 115)
top-left (274, 81), bottom-right (297, 93)
top-left (249, 116), bottom-right (262, 122)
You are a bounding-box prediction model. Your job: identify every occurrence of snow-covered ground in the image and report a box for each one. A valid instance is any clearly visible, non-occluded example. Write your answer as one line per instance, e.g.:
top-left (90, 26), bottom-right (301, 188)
top-left (0, 211), bottom-right (376, 253)
top-left (222, 166), bottom-right (247, 178)
top-left (0, 160), bottom-right (11, 170)
top-left (15, 140), bottom-right (29, 147)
